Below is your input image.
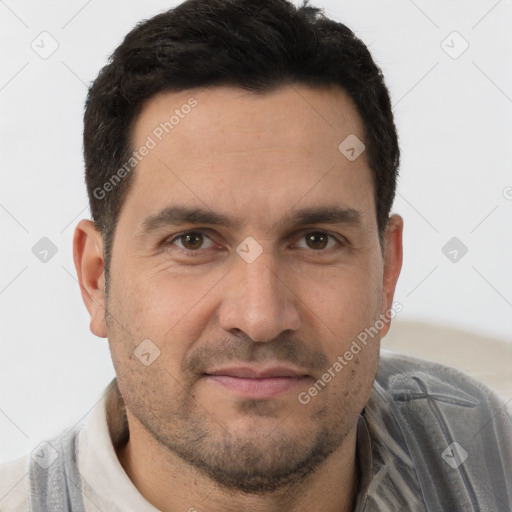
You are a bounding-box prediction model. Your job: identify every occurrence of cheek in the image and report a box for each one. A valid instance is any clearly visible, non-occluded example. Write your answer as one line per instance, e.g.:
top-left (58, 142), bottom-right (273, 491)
top-left (301, 265), bottom-right (382, 400)
top-left (304, 264), bottom-right (382, 333)
top-left (107, 265), bottom-right (217, 363)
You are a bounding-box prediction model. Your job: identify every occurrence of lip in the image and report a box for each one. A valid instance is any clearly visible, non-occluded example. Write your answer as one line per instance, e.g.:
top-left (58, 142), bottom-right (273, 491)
top-left (206, 365), bottom-right (309, 379)
top-left (203, 365), bottom-right (310, 399)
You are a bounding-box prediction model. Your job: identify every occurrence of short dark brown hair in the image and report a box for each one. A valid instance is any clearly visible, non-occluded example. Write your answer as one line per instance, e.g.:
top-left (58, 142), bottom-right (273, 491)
top-left (83, 0), bottom-right (400, 282)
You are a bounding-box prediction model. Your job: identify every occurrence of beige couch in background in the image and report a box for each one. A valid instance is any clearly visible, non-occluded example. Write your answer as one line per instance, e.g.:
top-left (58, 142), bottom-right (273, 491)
top-left (382, 320), bottom-right (512, 404)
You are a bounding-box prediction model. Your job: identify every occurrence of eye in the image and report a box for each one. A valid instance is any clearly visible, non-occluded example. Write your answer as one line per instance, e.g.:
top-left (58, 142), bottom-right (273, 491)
top-left (294, 231), bottom-right (342, 251)
top-left (166, 231), bottom-right (215, 253)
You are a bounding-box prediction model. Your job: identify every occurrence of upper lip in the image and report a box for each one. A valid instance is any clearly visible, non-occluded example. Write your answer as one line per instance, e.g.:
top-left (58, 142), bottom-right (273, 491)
top-left (204, 365), bottom-right (309, 379)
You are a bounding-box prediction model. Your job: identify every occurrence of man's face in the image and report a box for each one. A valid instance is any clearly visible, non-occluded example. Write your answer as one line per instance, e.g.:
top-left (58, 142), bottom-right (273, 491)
top-left (82, 85), bottom-right (401, 492)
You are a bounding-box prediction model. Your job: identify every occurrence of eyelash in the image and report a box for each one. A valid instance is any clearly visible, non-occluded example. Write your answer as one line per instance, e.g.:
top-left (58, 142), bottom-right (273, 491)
top-left (163, 230), bottom-right (346, 257)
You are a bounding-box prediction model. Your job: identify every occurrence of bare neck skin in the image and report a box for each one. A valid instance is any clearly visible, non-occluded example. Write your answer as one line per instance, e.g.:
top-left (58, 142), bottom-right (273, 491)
top-left (116, 411), bottom-right (360, 512)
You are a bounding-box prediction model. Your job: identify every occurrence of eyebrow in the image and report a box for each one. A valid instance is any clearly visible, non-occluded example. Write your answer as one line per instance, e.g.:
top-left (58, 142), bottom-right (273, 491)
top-left (138, 204), bottom-right (363, 236)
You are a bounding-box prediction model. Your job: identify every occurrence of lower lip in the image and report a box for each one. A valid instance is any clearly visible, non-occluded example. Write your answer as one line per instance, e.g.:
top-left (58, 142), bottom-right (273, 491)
top-left (204, 375), bottom-right (307, 398)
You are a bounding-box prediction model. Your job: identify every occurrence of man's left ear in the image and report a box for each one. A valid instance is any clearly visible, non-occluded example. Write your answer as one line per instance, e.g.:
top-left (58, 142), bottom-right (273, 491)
top-left (380, 214), bottom-right (403, 337)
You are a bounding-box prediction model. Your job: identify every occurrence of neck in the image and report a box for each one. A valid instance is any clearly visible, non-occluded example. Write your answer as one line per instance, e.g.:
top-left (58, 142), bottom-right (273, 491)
top-left (116, 412), bottom-right (360, 512)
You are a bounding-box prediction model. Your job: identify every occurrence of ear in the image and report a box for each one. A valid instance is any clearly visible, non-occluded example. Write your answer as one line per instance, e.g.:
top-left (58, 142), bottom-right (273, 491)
top-left (379, 214), bottom-right (403, 337)
top-left (73, 219), bottom-right (108, 338)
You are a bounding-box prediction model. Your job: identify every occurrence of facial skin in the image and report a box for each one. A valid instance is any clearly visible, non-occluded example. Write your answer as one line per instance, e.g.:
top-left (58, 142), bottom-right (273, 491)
top-left (74, 84), bottom-right (403, 512)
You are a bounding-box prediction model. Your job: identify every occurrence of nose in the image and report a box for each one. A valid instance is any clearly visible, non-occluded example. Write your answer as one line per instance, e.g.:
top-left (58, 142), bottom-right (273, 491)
top-left (217, 250), bottom-right (301, 342)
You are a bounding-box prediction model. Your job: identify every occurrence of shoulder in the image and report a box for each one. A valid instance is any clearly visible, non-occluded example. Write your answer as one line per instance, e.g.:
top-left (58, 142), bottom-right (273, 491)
top-left (0, 454), bottom-right (30, 511)
top-left (377, 349), bottom-right (511, 410)
top-left (376, 349), bottom-right (512, 465)
top-left (369, 351), bottom-right (512, 508)
top-left (0, 425), bottom-right (85, 512)
top-left (375, 349), bottom-right (512, 456)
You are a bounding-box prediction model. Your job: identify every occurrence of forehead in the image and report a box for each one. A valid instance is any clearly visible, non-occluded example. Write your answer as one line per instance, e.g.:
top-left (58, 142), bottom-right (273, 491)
top-left (121, 84), bottom-right (375, 233)
top-left (133, 84), bottom-right (365, 158)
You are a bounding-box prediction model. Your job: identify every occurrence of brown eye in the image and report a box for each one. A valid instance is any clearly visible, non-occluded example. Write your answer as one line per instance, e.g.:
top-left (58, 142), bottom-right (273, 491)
top-left (305, 232), bottom-right (329, 250)
top-left (181, 232), bottom-right (204, 250)
top-left (168, 231), bottom-right (215, 252)
top-left (297, 231), bottom-right (340, 251)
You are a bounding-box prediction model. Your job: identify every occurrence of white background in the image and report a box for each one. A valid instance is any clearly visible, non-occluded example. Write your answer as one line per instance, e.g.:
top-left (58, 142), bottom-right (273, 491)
top-left (1, 0), bottom-right (511, 462)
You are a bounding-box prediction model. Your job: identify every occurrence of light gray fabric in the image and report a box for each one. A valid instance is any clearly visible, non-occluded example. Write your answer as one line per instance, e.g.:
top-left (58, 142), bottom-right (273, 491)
top-left (27, 351), bottom-right (512, 511)
top-left (365, 352), bottom-right (512, 511)
top-left (28, 425), bottom-right (86, 512)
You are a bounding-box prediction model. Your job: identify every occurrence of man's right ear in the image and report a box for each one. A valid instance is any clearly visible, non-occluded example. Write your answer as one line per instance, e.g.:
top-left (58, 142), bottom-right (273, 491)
top-left (73, 219), bottom-right (108, 338)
